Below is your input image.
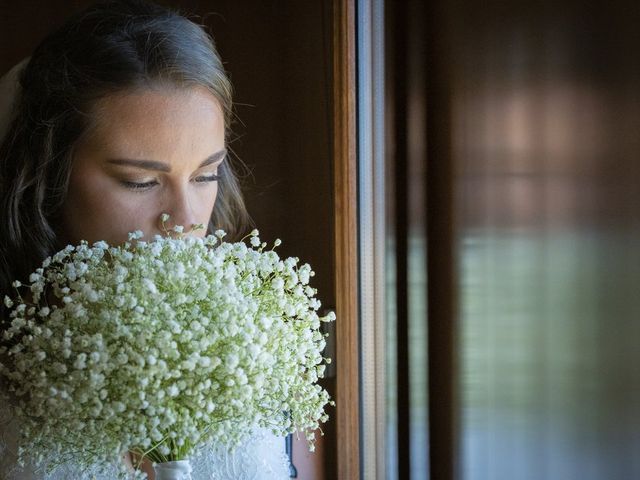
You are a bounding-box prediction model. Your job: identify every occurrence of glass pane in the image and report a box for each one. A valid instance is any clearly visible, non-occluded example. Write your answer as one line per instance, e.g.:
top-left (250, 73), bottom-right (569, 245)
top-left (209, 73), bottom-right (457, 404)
top-left (451, 3), bottom-right (640, 479)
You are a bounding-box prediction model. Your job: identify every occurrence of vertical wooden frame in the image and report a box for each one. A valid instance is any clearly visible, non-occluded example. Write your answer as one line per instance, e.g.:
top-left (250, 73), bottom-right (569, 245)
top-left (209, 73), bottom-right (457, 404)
top-left (333, 0), bottom-right (360, 479)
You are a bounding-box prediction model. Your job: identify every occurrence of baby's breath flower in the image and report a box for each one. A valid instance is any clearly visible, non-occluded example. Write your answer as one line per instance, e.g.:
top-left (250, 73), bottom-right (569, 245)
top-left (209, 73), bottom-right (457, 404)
top-left (127, 230), bottom-right (144, 241)
top-left (0, 225), bottom-right (334, 472)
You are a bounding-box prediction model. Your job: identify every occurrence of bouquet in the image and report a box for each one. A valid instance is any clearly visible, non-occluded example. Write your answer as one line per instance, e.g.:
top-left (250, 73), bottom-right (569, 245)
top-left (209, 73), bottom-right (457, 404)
top-left (0, 222), bottom-right (334, 479)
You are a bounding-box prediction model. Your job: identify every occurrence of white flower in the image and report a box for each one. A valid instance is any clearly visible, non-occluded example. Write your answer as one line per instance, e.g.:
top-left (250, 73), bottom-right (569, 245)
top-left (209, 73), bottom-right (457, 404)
top-left (142, 278), bottom-right (158, 294)
top-left (0, 225), bottom-right (334, 468)
top-left (73, 353), bottom-right (87, 370)
top-left (29, 272), bottom-right (42, 283)
top-left (226, 353), bottom-right (240, 370)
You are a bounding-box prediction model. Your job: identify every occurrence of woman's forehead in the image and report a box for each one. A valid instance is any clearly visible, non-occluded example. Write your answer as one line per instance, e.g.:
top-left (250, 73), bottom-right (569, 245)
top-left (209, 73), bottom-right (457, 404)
top-left (80, 86), bottom-right (225, 155)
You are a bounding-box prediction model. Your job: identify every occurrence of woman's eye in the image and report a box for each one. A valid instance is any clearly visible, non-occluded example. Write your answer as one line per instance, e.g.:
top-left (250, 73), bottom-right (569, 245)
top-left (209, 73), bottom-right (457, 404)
top-left (119, 174), bottom-right (219, 191)
top-left (194, 174), bottom-right (221, 183)
top-left (121, 180), bottom-right (159, 190)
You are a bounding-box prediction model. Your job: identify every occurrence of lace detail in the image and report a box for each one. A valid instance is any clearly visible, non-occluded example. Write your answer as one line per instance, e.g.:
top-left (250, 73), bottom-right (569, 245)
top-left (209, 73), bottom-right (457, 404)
top-left (190, 431), bottom-right (291, 480)
top-left (0, 392), bottom-right (291, 480)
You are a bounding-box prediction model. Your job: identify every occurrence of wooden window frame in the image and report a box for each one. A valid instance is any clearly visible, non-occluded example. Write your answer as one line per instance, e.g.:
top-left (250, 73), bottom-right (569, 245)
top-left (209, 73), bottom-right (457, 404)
top-left (332, 0), bottom-right (360, 479)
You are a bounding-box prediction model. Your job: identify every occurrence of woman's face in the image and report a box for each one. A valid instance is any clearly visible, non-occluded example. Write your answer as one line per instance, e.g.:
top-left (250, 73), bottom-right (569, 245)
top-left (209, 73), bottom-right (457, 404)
top-left (61, 85), bottom-right (226, 245)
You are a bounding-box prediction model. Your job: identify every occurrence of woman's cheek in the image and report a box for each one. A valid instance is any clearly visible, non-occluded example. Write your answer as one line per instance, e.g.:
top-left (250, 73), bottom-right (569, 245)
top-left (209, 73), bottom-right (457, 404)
top-left (196, 183), bottom-right (219, 223)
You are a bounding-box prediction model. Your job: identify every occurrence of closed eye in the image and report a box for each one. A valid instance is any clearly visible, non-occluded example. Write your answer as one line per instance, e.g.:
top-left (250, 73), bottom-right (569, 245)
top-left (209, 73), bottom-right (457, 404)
top-left (121, 174), bottom-right (220, 191)
top-left (195, 174), bottom-right (221, 183)
top-left (121, 180), bottom-right (158, 190)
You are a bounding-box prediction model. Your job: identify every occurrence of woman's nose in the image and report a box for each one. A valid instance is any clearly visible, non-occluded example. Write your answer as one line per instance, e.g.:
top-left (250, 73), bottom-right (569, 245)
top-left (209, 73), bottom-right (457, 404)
top-left (160, 187), bottom-right (198, 234)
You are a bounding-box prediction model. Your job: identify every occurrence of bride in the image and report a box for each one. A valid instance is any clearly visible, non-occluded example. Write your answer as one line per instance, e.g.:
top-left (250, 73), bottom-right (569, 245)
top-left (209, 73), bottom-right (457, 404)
top-left (0, 0), bottom-right (291, 478)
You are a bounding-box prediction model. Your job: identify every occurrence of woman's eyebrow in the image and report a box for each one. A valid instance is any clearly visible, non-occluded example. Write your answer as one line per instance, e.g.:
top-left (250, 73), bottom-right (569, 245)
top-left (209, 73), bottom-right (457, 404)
top-left (106, 148), bottom-right (227, 172)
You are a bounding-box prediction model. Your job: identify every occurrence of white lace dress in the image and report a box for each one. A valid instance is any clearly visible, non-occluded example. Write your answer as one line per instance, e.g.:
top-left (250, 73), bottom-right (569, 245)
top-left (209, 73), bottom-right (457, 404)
top-left (0, 393), bottom-right (291, 480)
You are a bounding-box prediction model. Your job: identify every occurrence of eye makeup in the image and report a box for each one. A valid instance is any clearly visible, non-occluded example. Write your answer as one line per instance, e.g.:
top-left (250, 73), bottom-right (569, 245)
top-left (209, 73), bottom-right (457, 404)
top-left (120, 173), bottom-right (221, 191)
top-left (120, 179), bottom-right (159, 190)
top-left (194, 174), bottom-right (221, 183)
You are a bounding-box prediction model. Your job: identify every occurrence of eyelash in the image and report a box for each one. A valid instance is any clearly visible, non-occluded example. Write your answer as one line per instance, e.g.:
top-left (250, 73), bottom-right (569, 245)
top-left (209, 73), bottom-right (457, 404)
top-left (122, 174), bottom-right (221, 191)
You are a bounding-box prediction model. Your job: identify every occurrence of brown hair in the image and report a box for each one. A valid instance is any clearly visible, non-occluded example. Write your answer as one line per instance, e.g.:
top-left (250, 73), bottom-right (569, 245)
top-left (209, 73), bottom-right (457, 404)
top-left (0, 0), bottom-right (252, 304)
